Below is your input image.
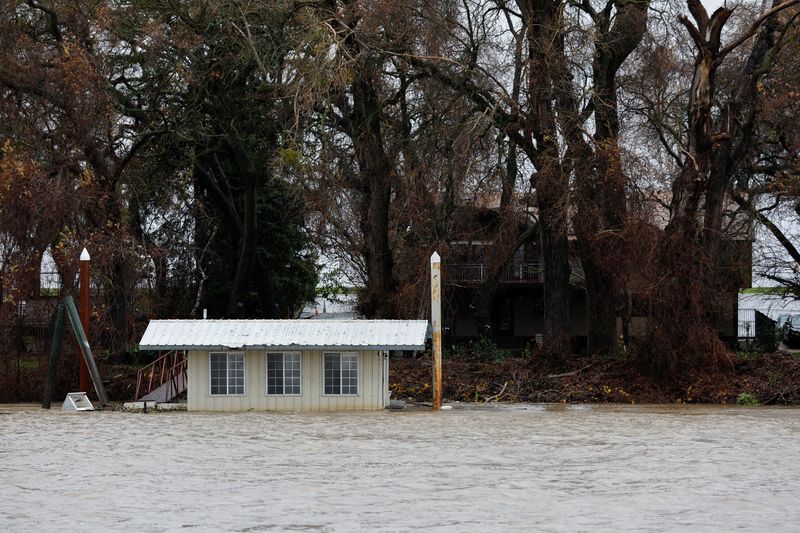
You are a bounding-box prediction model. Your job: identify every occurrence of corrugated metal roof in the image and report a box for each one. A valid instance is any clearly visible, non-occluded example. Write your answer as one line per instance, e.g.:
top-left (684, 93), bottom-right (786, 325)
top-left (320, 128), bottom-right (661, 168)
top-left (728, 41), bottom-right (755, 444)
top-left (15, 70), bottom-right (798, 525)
top-left (138, 319), bottom-right (430, 351)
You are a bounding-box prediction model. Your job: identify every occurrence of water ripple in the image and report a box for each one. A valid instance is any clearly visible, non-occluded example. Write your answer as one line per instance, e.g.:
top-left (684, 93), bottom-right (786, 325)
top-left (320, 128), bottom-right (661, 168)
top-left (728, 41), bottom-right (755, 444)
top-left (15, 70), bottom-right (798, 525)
top-left (1, 404), bottom-right (799, 531)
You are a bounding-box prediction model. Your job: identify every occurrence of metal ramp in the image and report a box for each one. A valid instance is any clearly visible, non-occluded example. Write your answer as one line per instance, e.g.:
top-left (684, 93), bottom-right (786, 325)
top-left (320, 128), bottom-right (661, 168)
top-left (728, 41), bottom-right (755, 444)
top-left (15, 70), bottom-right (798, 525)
top-left (135, 351), bottom-right (187, 403)
top-left (140, 372), bottom-right (186, 403)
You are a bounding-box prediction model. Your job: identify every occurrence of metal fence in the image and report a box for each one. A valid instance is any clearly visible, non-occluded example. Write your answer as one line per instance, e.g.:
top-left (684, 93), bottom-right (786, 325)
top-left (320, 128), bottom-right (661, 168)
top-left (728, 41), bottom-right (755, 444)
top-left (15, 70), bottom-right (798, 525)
top-left (736, 308), bottom-right (779, 351)
top-left (738, 308), bottom-right (756, 338)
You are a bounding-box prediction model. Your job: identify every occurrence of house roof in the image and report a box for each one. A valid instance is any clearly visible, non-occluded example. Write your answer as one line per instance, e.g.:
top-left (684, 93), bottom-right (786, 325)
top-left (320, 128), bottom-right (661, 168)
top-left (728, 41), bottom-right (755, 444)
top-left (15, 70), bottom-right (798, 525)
top-left (138, 319), bottom-right (430, 351)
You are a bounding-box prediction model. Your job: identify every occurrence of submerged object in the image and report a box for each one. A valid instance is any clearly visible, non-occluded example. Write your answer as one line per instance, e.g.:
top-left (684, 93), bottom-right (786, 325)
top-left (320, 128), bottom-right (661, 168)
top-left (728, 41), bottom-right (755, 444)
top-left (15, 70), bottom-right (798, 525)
top-left (61, 392), bottom-right (95, 412)
top-left (387, 399), bottom-right (407, 409)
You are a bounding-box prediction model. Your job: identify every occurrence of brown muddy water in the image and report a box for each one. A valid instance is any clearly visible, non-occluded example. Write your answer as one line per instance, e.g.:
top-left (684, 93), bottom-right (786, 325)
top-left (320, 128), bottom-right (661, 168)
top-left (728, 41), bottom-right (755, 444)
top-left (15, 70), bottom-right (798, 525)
top-left (1, 403), bottom-right (799, 532)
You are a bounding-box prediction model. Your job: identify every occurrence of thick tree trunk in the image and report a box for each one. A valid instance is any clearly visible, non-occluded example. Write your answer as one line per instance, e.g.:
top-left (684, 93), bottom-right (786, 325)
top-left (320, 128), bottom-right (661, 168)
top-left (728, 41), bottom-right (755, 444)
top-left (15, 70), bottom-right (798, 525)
top-left (573, 0), bottom-right (648, 355)
top-left (583, 258), bottom-right (618, 354)
top-left (351, 66), bottom-right (395, 319)
top-left (537, 159), bottom-right (572, 355)
top-left (518, 0), bottom-right (572, 356)
top-left (360, 170), bottom-right (393, 318)
top-left (227, 169), bottom-right (258, 318)
top-left (574, 144), bottom-right (628, 354)
top-left (644, 3), bottom-right (736, 375)
top-left (195, 155), bottom-right (279, 319)
top-left (539, 202), bottom-right (571, 354)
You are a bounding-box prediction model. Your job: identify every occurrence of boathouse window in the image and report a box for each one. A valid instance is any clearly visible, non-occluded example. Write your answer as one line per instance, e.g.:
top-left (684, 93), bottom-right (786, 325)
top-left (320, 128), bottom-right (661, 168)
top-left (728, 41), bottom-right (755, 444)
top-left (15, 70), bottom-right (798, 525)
top-left (266, 352), bottom-right (301, 395)
top-left (323, 352), bottom-right (358, 395)
top-left (209, 352), bottom-right (245, 395)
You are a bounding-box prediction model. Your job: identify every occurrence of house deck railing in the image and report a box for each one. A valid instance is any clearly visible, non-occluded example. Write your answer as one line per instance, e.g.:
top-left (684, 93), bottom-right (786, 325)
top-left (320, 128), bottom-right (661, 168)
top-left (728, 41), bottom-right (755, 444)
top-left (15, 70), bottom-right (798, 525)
top-left (447, 262), bottom-right (584, 285)
top-left (447, 263), bottom-right (542, 283)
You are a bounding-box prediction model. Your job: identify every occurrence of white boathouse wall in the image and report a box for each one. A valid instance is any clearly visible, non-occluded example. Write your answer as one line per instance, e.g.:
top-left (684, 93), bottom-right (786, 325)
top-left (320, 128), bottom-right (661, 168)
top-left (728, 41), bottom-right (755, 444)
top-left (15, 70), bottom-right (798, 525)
top-left (186, 349), bottom-right (387, 411)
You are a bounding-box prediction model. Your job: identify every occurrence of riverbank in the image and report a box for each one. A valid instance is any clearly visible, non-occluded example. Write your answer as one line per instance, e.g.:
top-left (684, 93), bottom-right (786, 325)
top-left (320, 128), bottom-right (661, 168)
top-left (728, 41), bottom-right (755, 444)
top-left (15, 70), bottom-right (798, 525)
top-left (390, 351), bottom-right (800, 405)
top-left (6, 350), bottom-right (800, 406)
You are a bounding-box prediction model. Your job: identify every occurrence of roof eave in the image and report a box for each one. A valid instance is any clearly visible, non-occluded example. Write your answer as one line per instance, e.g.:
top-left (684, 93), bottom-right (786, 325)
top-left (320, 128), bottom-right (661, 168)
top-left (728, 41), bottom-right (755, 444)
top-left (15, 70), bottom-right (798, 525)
top-left (138, 344), bottom-right (426, 352)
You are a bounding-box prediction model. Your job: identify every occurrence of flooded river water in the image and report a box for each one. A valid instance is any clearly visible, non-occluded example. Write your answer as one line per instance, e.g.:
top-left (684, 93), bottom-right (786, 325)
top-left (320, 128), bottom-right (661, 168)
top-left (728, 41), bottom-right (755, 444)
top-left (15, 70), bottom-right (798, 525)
top-left (2, 403), bottom-right (799, 532)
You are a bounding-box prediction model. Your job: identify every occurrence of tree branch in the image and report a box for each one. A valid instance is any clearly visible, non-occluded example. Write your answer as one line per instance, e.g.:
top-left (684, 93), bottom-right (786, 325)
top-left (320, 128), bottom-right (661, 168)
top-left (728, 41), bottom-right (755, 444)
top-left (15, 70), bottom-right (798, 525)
top-left (719, 0), bottom-right (800, 58)
top-left (26, 0), bottom-right (62, 43)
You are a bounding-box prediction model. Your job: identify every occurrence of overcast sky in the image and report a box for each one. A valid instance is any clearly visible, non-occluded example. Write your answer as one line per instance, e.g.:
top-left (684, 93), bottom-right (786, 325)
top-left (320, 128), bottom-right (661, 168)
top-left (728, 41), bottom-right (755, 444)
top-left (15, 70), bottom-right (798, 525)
top-left (702, 0), bottom-right (727, 9)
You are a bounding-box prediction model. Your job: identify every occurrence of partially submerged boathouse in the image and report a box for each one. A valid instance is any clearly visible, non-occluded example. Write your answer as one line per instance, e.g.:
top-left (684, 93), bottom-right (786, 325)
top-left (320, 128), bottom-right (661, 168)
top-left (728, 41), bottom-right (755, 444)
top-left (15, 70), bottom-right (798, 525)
top-left (138, 319), bottom-right (429, 411)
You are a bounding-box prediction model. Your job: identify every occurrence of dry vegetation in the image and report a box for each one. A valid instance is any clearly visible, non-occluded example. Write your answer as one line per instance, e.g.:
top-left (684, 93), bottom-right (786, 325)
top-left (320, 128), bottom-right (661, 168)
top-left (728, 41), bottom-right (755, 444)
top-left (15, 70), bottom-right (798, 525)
top-left (390, 352), bottom-right (800, 405)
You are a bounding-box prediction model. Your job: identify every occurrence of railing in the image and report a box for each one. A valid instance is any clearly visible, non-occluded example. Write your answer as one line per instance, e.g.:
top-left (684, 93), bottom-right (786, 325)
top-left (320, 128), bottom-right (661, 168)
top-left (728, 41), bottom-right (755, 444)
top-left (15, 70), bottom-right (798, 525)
top-left (447, 261), bottom-right (587, 285)
top-left (502, 263), bottom-right (542, 282)
top-left (447, 263), bottom-right (543, 283)
top-left (135, 350), bottom-right (187, 401)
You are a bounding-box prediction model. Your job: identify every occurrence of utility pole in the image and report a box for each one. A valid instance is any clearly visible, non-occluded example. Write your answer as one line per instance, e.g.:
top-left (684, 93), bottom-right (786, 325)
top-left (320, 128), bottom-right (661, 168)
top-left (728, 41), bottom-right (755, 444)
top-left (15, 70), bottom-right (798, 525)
top-left (430, 252), bottom-right (442, 410)
top-left (79, 248), bottom-right (90, 393)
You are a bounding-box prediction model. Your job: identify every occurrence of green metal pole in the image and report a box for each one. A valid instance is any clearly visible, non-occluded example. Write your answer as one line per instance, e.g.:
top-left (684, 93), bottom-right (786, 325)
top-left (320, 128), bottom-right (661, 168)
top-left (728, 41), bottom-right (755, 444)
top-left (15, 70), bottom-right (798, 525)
top-left (42, 301), bottom-right (67, 409)
top-left (63, 295), bottom-right (109, 405)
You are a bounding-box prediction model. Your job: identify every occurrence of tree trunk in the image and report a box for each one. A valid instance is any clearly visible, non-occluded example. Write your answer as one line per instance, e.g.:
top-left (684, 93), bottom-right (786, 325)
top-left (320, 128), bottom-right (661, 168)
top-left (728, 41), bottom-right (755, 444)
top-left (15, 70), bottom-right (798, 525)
top-left (227, 168), bottom-right (258, 318)
top-left (351, 65), bottom-right (395, 319)
top-left (583, 259), bottom-right (617, 354)
top-left (195, 153), bottom-right (279, 319)
top-left (644, 3), bottom-right (735, 375)
top-left (573, 0), bottom-right (648, 355)
top-left (537, 159), bottom-right (572, 355)
top-left (518, 0), bottom-right (572, 356)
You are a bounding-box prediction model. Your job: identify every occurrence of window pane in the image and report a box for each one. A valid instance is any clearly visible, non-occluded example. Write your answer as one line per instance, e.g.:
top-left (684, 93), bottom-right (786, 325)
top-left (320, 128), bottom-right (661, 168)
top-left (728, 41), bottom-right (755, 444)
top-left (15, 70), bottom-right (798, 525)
top-left (323, 353), bottom-right (357, 395)
top-left (210, 353), bottom-right (226, 394)
top-left (267, 353), bottom-right (283, 395)
top-left (228, 354), bottom-right (245, 395)
top-left (342, 354), bottom-right (358, 395)
top-left (267, 353), bottom-right (301, 395)
top-left (210, 353), bottom-right (245, 395)
top-left (285, 354), bottom-right (301, 394)
top-left (324, 353), bottom-right (340, 394)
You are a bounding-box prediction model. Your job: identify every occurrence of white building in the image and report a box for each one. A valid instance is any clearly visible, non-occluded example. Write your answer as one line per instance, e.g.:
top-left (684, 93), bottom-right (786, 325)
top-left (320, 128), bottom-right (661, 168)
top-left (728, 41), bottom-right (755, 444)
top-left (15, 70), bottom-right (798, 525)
top-left (138, 319), bottom-right (429, 411)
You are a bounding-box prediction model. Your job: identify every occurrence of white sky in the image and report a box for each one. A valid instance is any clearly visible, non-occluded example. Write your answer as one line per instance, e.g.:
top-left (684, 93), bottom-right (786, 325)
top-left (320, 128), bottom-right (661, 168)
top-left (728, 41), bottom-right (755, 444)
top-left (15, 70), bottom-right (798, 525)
top-left (702, 0), bottom-right (727, 9)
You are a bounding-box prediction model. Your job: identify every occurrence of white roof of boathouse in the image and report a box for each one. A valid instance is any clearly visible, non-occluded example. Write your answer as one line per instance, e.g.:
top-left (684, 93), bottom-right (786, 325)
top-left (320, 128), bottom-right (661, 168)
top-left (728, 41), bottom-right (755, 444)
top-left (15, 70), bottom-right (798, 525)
top-left (138, 319), bottom-right (430, 351)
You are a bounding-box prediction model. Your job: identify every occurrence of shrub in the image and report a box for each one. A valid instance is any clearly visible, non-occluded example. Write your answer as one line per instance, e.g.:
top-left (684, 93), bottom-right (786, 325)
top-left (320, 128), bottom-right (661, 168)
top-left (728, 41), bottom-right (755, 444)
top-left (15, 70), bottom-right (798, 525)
top-left (755, 328), bottom-right (779, 353)
top-left (736, 392), bottom-right (759, 406)
top-left (446, 336), bottom-right (511, 362)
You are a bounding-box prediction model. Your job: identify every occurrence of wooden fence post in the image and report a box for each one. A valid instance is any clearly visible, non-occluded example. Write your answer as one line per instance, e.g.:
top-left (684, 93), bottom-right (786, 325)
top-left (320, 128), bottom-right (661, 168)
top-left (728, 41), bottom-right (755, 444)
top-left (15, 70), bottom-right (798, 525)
top-left (431, 252), bottom-right (442, 410)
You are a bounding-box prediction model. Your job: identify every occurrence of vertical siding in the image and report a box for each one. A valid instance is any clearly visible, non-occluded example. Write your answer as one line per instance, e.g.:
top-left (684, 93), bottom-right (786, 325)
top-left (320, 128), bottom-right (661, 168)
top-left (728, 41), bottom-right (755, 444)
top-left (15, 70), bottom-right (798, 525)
top-left (188, 349), bottom-right (383, 411)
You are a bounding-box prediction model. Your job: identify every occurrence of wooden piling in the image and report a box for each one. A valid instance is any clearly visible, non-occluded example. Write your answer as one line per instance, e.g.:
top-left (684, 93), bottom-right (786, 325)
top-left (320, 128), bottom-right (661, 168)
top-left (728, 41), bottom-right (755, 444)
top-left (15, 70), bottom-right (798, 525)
top-left (64, 295), bottom-right (108, 405)
top-left (431, 252), bottom-right (442, 410)
top-left (79, 248), bottom-right (91, 392)
top-left (42, 301), bottom-right (66, 409)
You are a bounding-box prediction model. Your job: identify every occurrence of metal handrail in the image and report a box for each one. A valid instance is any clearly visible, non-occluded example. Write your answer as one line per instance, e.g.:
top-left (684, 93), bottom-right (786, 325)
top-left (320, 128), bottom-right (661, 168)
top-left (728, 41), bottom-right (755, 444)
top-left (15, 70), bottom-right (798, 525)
top-left (135, 350), bottom-right (187, 400)
top-left (163, 357), bottom-right (188, 402)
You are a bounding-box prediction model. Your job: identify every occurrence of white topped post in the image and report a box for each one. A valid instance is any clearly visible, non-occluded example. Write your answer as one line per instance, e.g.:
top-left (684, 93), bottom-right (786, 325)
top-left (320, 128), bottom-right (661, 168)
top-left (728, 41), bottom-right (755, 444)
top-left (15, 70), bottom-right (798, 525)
top-left (430, 252), bottom-right (442, 410)
top-left (79, 247), bottom-right (91, 393)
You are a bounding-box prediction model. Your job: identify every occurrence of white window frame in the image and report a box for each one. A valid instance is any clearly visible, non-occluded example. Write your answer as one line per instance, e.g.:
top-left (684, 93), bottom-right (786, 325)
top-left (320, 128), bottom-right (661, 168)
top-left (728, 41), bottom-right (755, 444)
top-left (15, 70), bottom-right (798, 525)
top-left (265, 352), bottom-right (302, 396)
top-left (322, 352), bottom-right (359, 396)
top-left (208, 351), bottom-right (246, 396)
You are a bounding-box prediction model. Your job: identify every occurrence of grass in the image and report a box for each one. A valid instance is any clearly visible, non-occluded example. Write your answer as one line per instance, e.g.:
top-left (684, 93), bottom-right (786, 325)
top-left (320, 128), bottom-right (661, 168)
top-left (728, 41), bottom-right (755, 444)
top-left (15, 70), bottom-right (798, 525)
top-left (740, 287), bottom-right (789, 295)
top-left (736, 392), bottom-right (760, 406)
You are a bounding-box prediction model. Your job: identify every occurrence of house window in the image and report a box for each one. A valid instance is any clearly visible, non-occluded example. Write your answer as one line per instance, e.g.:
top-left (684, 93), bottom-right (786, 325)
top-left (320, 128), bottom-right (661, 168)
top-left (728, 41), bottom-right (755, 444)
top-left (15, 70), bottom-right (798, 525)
top-left (267, 352), bottom-right (301, 395)
top-left (209, 352), bottom-right (245, 395)
top-left (324, 352), bottom-right (358, 395)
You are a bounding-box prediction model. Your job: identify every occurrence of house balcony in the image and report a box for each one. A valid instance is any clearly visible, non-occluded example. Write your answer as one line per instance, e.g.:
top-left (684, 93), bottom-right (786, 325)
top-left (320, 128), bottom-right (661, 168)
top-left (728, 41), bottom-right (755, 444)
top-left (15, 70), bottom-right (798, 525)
top-left (446, 262), bottom-right (584, 286)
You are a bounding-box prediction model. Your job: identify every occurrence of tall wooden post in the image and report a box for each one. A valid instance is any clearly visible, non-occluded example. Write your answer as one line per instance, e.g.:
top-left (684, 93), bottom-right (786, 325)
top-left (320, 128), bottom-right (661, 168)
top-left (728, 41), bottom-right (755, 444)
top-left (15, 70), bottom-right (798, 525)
top-left (430, 252), bottom-right (442, 410)
top-left (79, 247), bottom-right (90, 393)
top-left (42, 301), bottom-right (67, 409)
